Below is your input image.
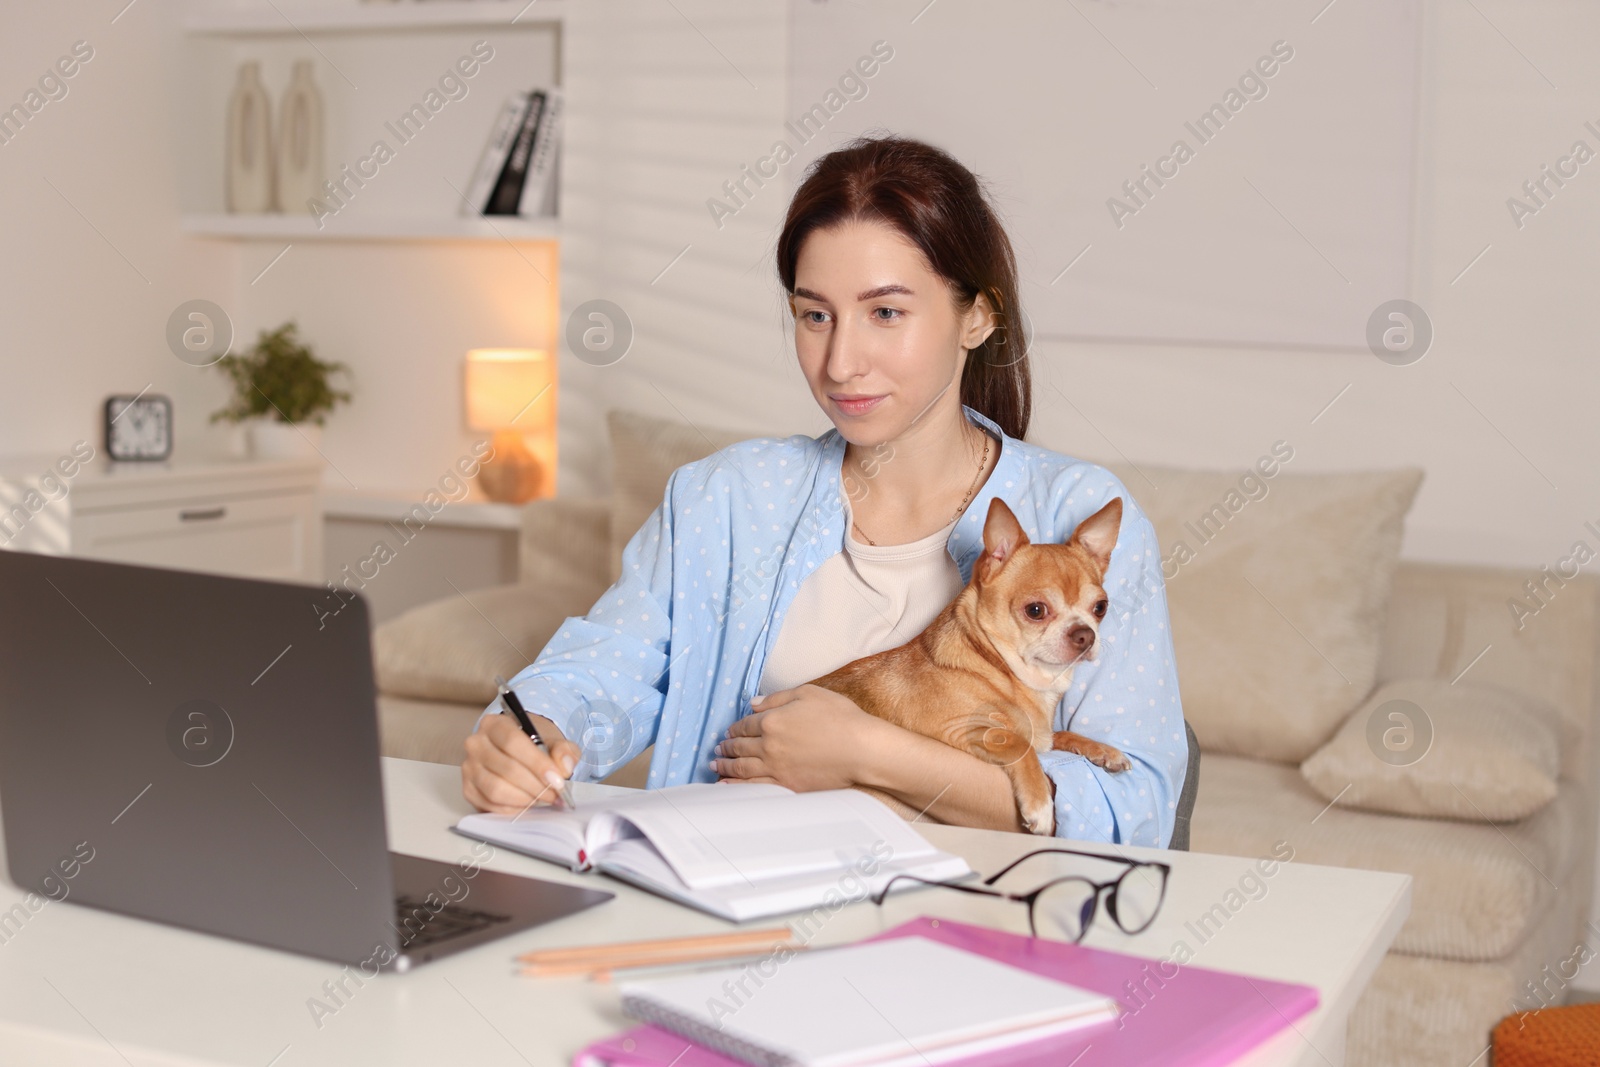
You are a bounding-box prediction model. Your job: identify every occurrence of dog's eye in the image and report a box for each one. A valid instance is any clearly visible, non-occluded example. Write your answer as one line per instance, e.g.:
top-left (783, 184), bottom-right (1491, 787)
top-left (1093, 599), bottom-right (1108, 618)
top-left (1024, 602), bottom-right (1048, 621)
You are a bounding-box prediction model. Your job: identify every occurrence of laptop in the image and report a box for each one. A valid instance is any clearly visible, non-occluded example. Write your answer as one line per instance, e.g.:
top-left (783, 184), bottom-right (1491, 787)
top-left (0, 549), bottom-right (612, 972)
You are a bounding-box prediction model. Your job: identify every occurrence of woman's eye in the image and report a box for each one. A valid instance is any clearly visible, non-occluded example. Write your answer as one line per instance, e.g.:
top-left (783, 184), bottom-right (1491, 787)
top-left (1093, 599), bottom-right (1108, 618)
top-left (802, 309), bottom-right (829, 326)
top-left (872, 307), bottom-right (902, 322)
top-left (1025, 602), bottom-right (1047, 620)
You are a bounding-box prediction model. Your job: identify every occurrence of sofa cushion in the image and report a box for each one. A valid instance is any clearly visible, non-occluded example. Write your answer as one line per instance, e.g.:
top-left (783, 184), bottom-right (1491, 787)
top-left (1300, 677), bottom-right (1562, 822)
top-left (1376, 561), bottom-right (1598, 784)
top-left (606, 408), bottom-right (751, 584)
top-left (1103, 461), bottom-right (1423, 763)
top-left (521, 495), bottom-right (612, 588)
top-left (373, 572), bottom-right (611, 705)
top-left (1191, 750), bottom-right (1582, 962)
top-left (375, 694), bottom-right (485, 765)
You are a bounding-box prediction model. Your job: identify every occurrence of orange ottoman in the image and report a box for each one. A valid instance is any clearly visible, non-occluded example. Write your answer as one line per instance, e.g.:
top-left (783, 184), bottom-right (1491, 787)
top-left (1493, 1004), bottom-right (1600, 1066)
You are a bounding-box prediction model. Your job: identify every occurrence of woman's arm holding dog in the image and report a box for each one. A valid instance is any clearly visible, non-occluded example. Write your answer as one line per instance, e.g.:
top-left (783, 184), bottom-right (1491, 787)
top-left (713, 685), bottom-right (1030, 833)
top-left (852, 714), bottom-right (1032, 833)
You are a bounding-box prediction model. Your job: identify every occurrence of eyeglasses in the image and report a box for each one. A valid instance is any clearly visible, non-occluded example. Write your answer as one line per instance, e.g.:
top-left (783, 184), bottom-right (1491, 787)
top-left (869, 846), bottom-right (1171, 944)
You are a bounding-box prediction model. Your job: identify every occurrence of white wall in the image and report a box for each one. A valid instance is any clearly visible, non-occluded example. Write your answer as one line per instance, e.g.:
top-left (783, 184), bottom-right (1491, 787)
top-left (1020, 0), bottom-right (1599, 576)
top-left (549, 0), bottom-right (801, 494)
top-left (0, 5), bottom-right (235, 464)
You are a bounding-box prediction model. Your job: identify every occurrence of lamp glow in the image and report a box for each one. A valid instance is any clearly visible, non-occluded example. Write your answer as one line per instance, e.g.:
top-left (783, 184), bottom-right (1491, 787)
top-left (463, 348), bottom-right (556, 503)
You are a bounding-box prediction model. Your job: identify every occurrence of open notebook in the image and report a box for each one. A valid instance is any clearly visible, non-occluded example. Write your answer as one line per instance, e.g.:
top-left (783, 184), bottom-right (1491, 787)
top-left (451, 783), bottom-right (971, 921)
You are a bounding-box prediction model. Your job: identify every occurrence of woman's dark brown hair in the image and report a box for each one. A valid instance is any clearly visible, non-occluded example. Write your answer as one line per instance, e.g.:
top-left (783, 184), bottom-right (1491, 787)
top-left (776, 133), bottom-right (1031, 441)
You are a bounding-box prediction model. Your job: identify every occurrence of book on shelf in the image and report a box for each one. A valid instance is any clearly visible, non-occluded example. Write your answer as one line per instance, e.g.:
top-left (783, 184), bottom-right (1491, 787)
top-left (517, 86), bottom-right (562, 216)
top-left (484, 89), bottom-right (546, 215)
top-left (460, 85), bottom-right (563, 218)
top-left (461, 90), bottom-right (530, 217)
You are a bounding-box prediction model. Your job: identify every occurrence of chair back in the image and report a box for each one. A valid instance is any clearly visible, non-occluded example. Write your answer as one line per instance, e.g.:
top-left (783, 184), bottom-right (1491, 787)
top-left (1169, 720), bottom-right (1200, 850)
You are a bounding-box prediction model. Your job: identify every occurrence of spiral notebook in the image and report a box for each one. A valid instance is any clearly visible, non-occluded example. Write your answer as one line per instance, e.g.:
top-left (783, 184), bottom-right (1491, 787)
top-left (574, 916), bottom-right (1320, 1067)
top-left (616, 935), bottom-right (1119, 1067)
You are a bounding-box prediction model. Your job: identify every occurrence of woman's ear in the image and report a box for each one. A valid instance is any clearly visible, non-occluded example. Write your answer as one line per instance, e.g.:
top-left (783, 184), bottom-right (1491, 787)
top-left (961, 288), bottom-right (1000, 351)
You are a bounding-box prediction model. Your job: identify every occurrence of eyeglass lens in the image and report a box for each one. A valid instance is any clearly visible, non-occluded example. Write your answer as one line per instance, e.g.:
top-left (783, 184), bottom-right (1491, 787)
top-left (1032, 878), bottom-right (1100, 941)
top-left (1107, 864), bottom-right (1166, 932)
top-left (1030, 863), bottom-right (1166, 941)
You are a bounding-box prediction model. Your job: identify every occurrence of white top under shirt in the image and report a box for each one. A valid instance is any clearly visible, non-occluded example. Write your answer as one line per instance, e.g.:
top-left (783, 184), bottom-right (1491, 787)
top-left (756, 482), bottom-right (967, 697)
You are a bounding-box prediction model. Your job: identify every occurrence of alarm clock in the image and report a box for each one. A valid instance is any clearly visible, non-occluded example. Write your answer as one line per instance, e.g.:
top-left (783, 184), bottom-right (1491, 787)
top-left (104, 394), bottom-right (173, 461)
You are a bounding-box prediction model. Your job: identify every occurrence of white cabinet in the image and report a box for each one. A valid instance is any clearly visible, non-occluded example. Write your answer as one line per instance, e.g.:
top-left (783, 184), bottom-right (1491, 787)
top-left (0, 454), bottom-right (323, 583)
top-left (322, 488), bottom-right (522, 624)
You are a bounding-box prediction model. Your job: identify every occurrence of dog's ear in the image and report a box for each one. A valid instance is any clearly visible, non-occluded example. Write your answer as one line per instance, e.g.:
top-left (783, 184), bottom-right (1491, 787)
top-left (976, 497), bottom-right (1029, 580)
top-left (1069, 497), bottom-right (1123, 574)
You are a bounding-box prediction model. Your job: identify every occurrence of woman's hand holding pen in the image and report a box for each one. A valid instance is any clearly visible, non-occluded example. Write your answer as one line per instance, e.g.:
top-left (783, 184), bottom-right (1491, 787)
top-left (462, 711), bottom-right (582, 814)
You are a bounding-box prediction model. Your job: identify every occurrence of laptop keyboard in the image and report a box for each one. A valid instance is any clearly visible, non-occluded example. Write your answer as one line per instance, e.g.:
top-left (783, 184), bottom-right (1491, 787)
top-left (394, 895), bottom-right (511, 948)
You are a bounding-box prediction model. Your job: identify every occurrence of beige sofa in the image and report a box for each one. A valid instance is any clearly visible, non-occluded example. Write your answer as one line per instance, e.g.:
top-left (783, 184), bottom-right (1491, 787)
top-left (373, 412), bottom-right (1600, 1067)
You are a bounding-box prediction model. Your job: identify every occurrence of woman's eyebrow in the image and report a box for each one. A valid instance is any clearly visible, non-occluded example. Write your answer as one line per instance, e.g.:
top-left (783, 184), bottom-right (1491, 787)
top-left (792, 283), bottom-right (916, 303)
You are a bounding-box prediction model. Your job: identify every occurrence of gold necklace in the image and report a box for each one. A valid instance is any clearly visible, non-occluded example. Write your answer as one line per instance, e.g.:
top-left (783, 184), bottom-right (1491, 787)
top-left (850, 431), bottom-right (991, 547)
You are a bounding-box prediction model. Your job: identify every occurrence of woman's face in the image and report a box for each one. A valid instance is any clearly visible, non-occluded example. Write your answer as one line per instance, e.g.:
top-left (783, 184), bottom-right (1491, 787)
top-left (789, 219), bottom-right (995, 446)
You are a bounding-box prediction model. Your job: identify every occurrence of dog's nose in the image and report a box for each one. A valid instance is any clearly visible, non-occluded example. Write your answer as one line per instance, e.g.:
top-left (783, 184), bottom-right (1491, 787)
top-left (1067, 625), bottom-right (1096, 653)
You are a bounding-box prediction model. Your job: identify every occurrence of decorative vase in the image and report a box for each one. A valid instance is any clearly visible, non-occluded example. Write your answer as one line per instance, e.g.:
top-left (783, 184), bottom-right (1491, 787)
top-left (247, 419), bottom-right (321, 460)
top-left (225, 61), bottom-right (275, 213)
top-left (476, 430), bottom-right (547, 503)
top-left (275, 60), bottom-right (323, 214)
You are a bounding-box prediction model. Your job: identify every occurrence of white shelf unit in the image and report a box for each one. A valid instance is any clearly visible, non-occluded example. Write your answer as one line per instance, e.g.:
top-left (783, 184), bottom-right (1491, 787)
top-left (180, 212), bottom-right (560, 241)
top-left (322, 486), bottom-right (523, 530)
top-left (180, 0), bottom-right (564, 241)
top-left (186, 0), bottom-right (568, 34)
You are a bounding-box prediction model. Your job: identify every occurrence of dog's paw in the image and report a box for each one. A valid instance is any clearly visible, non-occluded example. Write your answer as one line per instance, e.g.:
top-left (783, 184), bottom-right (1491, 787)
top-left (1053, 732), bottom-right (1133, 773)
top-left (1022, 801), bottom-right (1056, 836)
top-left (1093, 747), bottom-right (1132, 773)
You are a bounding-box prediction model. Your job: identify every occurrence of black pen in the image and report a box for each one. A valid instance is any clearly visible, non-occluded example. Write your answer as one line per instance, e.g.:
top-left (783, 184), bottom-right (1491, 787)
top-left (494, 676), bottom-right (577, 810)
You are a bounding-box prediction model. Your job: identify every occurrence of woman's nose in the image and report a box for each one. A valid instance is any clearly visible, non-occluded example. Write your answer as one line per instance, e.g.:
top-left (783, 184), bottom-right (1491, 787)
top-left (825, 325), bottom-right (869, 382)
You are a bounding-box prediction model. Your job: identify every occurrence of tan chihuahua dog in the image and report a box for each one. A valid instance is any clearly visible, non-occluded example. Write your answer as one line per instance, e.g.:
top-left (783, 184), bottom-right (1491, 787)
top-left (806, 496), bottom-right (1129, 835)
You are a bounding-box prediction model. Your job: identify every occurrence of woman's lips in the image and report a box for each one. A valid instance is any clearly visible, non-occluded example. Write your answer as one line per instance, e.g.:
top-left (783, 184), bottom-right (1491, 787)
top-left (832, 394), bottom-right (885, 416)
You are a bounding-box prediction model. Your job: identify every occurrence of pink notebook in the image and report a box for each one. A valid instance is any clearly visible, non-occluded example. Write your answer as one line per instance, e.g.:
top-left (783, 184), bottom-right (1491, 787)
top-left (572, 916), bottom-right (1319, 1067)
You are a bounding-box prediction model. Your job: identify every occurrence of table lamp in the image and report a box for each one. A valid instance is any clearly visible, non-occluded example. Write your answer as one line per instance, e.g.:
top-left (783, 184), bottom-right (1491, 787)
top-left (464, 347), bottom-right (557, 503)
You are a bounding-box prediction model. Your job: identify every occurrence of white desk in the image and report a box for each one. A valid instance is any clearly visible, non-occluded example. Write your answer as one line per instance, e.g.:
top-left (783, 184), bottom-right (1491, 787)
top-left (0, 759), bottom-right (1409, 1066)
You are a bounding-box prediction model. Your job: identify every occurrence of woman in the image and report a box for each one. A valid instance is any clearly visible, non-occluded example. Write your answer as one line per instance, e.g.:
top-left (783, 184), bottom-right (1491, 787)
top-left (462, 135), bottom-right (1188, 845)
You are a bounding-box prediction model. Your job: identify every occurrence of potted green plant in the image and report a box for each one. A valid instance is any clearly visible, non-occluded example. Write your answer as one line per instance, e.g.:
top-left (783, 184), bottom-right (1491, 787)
top-left (211, 321), bottom-right (352, 459)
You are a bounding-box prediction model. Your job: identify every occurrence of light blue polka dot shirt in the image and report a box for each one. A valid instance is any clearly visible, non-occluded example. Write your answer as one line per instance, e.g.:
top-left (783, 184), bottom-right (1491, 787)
top-left (477, 404), bottom-right (1189, 847)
